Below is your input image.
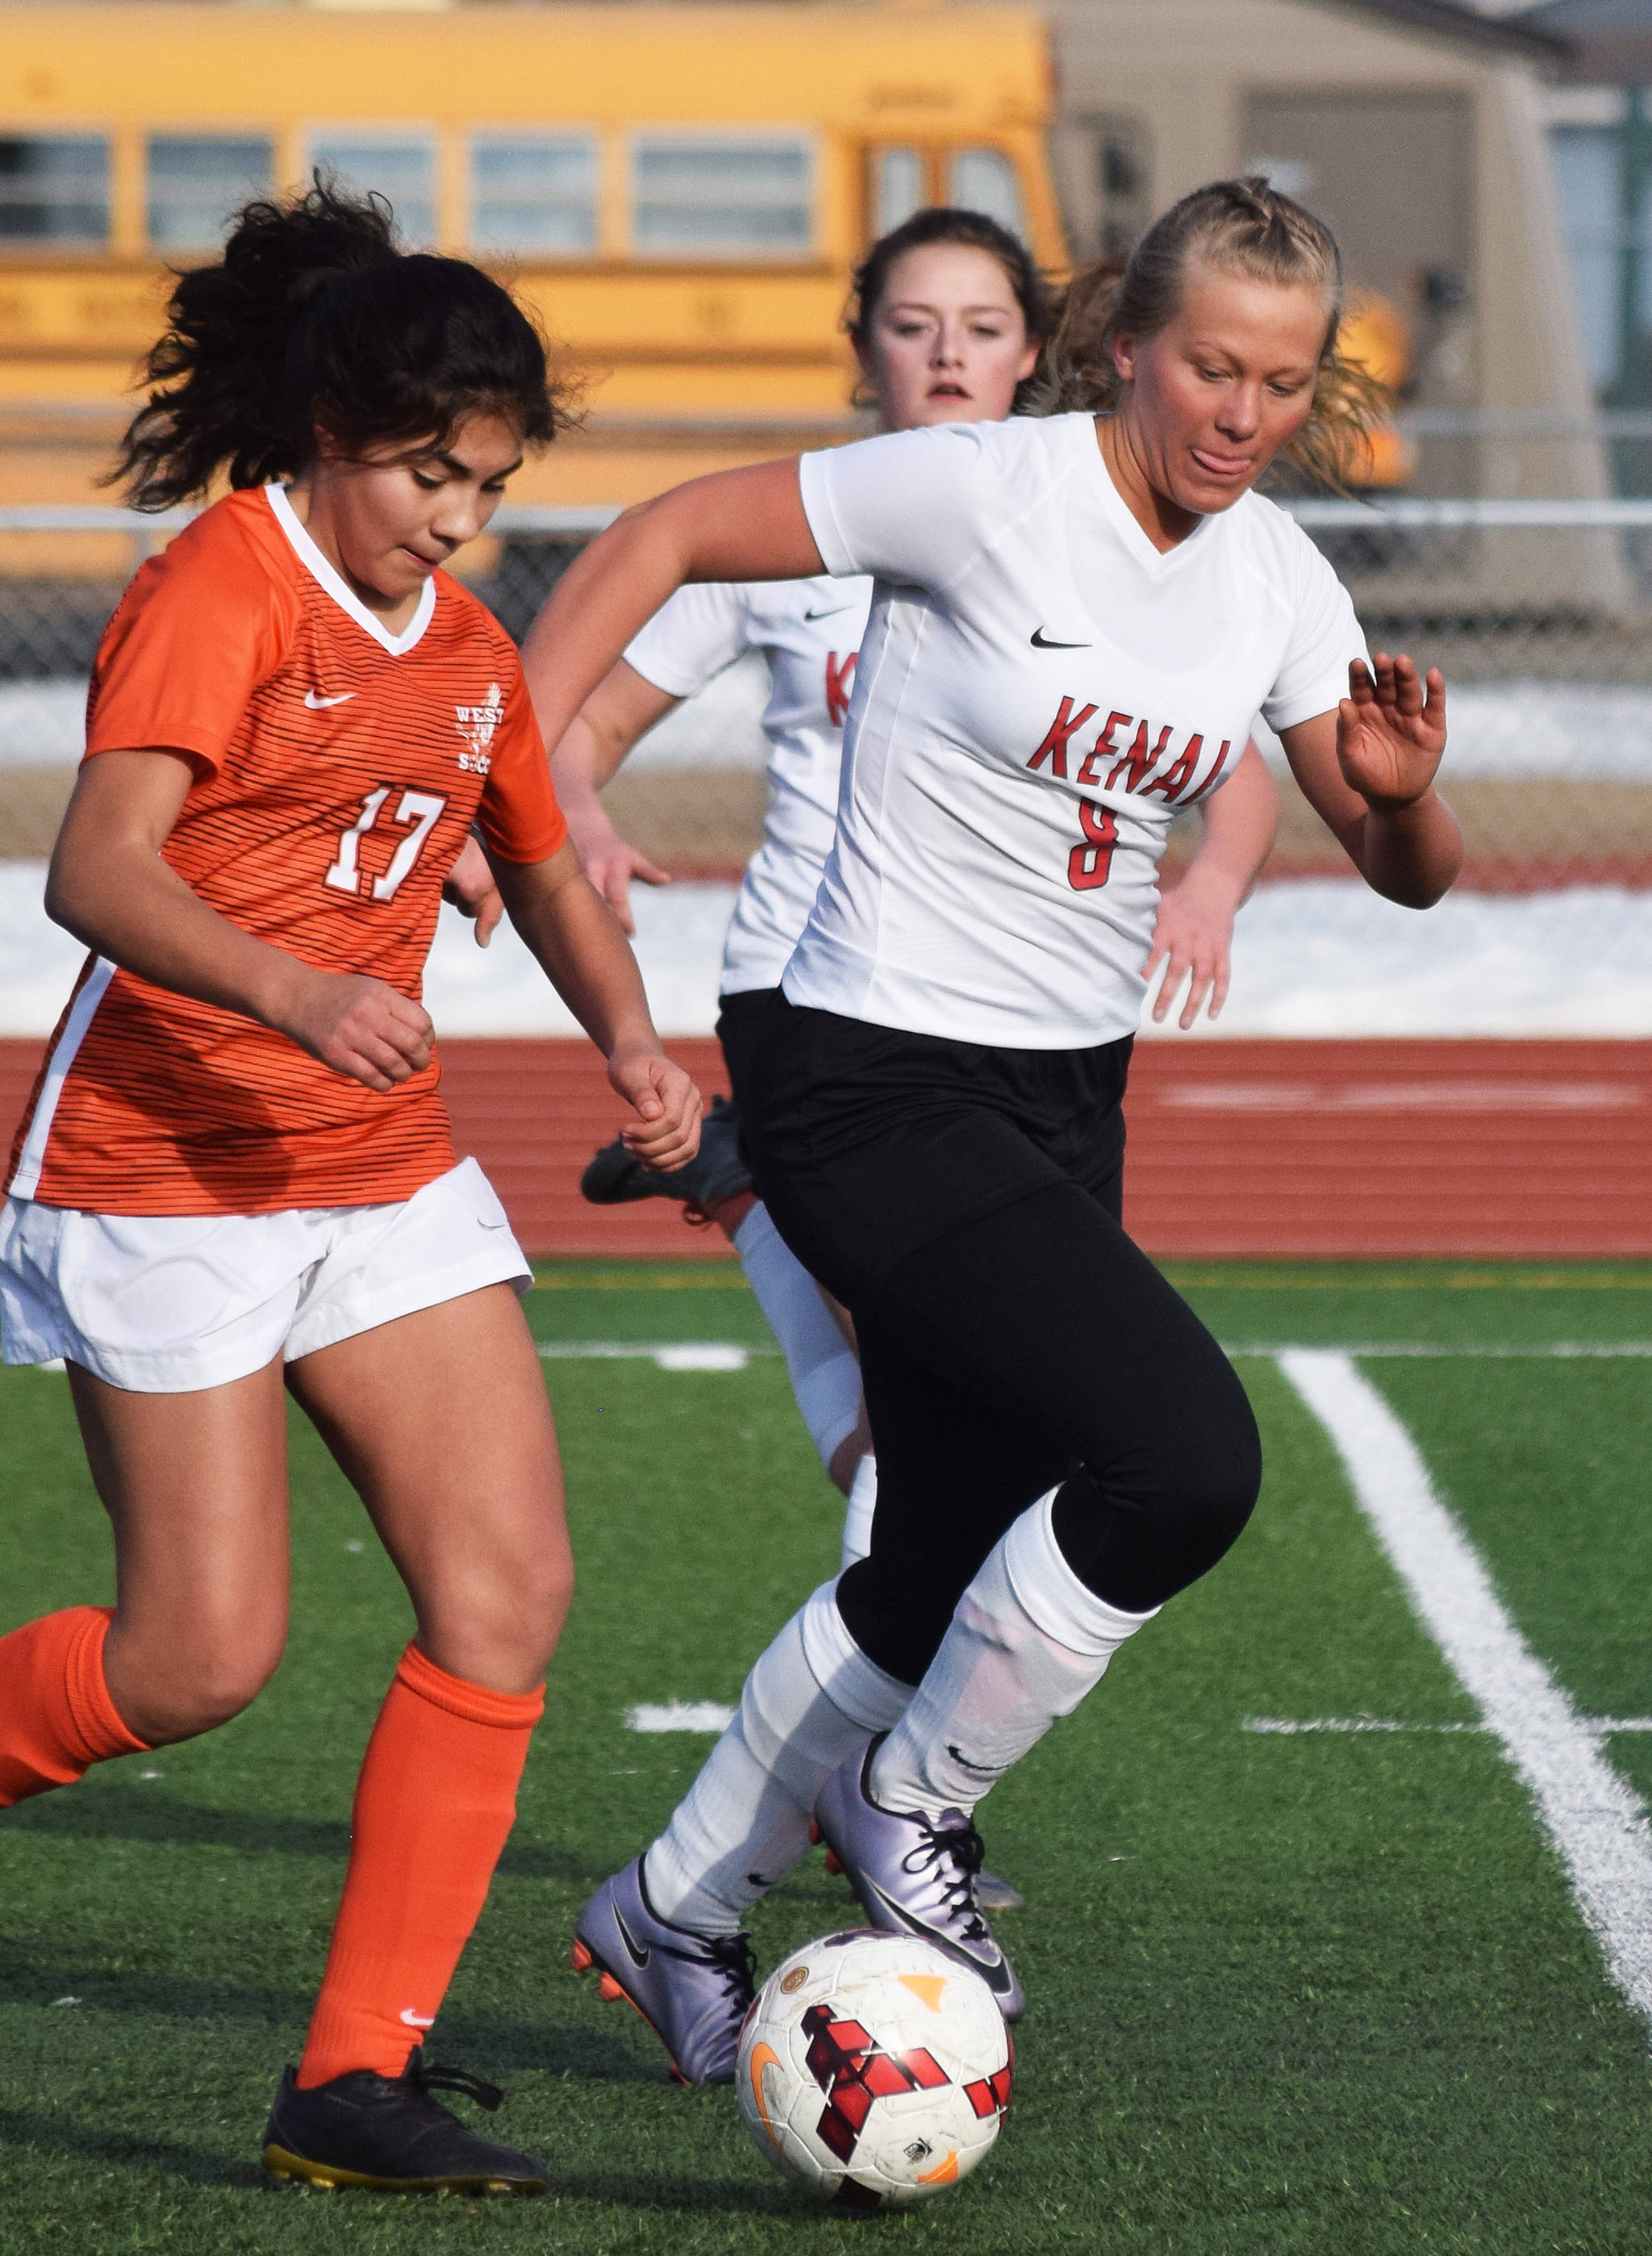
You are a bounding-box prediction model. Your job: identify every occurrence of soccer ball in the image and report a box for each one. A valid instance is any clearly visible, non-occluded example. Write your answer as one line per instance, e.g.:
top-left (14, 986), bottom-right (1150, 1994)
top-left (736, 1928), bottom-right (1012, 2209)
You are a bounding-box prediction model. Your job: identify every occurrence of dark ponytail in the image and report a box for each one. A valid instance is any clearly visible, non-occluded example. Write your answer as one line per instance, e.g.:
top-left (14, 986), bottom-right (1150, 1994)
top-left (112, 178), bottom-right (569, 510)
top-left (845, 206), bottom-right (1050, 414)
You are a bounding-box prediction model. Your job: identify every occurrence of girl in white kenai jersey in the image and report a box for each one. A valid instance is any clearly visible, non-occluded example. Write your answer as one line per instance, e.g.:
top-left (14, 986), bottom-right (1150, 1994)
top-left (528, 178), bottom-right (1461, 2072)
top-left (542, 211), bottom-right (1280, 1569)
top-left (515, 182), bottom-right (1438, 2089)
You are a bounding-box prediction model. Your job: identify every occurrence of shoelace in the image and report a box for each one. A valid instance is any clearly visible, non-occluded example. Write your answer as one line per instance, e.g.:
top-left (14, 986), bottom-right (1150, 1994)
top-left (406, 2058), bottom-right (505, 2114)
top-left (903, 1819), bottom-right (992, 1945)
top-left (703, 1931), bottom-right (758, 2007)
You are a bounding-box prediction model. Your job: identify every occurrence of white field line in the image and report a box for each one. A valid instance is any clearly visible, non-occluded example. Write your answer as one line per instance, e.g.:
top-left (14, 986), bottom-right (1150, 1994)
top-left (1280, 1348), bottom-right (1652, 2030)
top-left (1247, 1716), bottom-right (1652, 1735)
top-left (535, 1340), bottom-right (773, 1371)
top-left (626, 1701), bottom-right (736, 1734)
top-left (1229, 1343), bottom-right (1652, 1360)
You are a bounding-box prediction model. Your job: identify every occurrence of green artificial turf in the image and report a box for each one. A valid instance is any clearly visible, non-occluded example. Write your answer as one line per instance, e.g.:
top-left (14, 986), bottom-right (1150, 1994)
top-left (3, 1263), bottom-right (1652, 2251)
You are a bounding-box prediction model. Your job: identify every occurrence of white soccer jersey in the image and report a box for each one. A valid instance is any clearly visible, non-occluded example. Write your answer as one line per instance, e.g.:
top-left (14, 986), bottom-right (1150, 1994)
top-left (623, 575), bottom-right (871, 994)
top-left (786, 411), bottom-right (1368, 1048)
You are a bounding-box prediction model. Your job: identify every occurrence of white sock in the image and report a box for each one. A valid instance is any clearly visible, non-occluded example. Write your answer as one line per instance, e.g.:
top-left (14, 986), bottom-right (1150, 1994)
top-left (840, 1453), bottom-right (877, 1569)
top-left (870, 1490), bottom-right (1158, 1824)
top-left (734, 1202), bottom-right (862, 1473)
top-left (644, 1579), bottom-right (913, 1934)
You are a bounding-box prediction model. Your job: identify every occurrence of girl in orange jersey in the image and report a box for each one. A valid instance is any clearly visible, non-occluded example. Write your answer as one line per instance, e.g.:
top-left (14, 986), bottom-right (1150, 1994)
top-left (0, 183), bottom-right (701, 2194)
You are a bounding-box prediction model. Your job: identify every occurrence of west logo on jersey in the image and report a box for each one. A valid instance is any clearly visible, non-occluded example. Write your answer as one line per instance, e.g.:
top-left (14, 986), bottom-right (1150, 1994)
top-left (455, 683), bottom-right (505, 773)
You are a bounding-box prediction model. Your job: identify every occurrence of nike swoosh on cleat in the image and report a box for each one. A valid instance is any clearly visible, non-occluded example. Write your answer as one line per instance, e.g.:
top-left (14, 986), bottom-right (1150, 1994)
top-left (858, 1875), bottom-right (1008, 1983)
top-left (611, 1904), bottom-right (652, 1970)
top-left (1030, 628), bottom-right (1091, 650)
top-left (305, 689), bottom-right (356, 708)
top-left (946, 1744), bottom-right (1006, 1778)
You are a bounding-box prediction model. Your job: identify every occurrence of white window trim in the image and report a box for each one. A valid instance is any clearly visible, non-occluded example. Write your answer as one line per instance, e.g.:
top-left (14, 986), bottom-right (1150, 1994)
top-left (626, 123), bottom-right (818, 261)
top-left (466, 124), bottom-right (603, 257)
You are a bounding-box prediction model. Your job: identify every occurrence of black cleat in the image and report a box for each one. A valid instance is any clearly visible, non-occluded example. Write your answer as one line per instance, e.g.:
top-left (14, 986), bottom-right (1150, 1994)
top-left (579, 1093), bottom-right (753, 1215)
top-left (261, 2053), bottom-right (547, 2195)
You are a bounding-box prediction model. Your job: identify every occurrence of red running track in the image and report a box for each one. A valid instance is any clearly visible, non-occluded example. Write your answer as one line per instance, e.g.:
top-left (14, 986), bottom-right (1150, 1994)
top-left (2, 1036), bottom-right (1650, 1260)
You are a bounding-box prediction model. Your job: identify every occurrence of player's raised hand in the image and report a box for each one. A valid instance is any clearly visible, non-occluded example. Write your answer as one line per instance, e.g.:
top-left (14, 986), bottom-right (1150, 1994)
top-left (568, 803), bottom-right (671, 937)
top-left (442, 833), bottom-right (504, 948)
top-left (608, 1045), bottom-right (703, 1172)
top-left (1336, 653), bottom-right (1447, 810)
top-left (282, 970), bottom-right (434, 1092)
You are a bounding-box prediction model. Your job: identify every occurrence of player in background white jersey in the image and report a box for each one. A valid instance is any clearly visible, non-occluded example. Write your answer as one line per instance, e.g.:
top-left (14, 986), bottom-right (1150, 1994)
top-left (542, 211), bottom-right (1280, 1573)
top-left (523, 177), bottom-right (1460, 2083)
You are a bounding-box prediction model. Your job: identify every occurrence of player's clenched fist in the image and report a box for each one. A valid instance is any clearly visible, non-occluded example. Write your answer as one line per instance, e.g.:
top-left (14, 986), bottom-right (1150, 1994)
top-left (282, 970), bottom-right (435, 1092)
top-left (608, 1047), bottom-right (703, 1172)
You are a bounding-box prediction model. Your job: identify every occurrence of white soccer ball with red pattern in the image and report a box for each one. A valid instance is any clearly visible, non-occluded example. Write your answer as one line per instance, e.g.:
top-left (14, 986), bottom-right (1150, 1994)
top-left (736, 1928), bottom-right (1012, 2208)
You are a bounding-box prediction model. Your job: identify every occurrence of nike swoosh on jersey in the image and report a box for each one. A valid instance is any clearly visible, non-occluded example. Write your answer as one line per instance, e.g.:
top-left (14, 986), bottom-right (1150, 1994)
top-left (803, 605), bottom-right (855, 621)
top-left (611, 1904), bottom-right (652, 1970)
top-left (857, 1874), bottom-right (1012, 1992)
top-left (304, 689), bottom-right (357, 708)
top-left (1030, 628), bottom-right (1091, 650)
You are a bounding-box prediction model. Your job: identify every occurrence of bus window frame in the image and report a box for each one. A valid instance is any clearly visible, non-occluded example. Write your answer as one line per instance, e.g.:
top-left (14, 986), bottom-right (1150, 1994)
top-left (301, 121), bottom-right (442, 249)
top-left (0, 122), bottom-right (115, 257)
top-left (858, 140), bottom-right (1033, 249)
top-left (465, 125), bottom-right (603, 261)
top-left (625, 122), bottom-right (820, 263)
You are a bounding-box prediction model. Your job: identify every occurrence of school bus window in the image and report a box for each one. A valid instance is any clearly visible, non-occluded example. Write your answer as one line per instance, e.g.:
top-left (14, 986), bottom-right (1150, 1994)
top-left (470, 133), bottom-right (598, 256)
top-left (631, 133), bottom-right (813, 257)
top-left (948, 147), bottom-right (1024, 236)
top-left (0, 136), bottom-right (109, 245)
top-left (147, 136), bottom-right (273, 249)
top-left (871, 147), bottom-right (925, 237)
top-left (307, 132), bottom-right (436, 248)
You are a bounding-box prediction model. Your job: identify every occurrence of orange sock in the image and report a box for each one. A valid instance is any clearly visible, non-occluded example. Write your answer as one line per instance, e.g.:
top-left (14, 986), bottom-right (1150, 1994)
top-left (296, 1641), bottom-right (544, 2088)
top-left (0, 1606), bottom-right (148, 1808)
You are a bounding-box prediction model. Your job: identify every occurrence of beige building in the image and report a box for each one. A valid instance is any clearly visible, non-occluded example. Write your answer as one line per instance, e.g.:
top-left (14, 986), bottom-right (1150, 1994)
top-left (1045, 0), bottom-right (1599, 512)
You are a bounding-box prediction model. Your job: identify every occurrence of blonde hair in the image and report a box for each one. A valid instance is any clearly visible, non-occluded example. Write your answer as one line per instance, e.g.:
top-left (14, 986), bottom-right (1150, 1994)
top-left (1032, 175), bottom-right (1387, 490)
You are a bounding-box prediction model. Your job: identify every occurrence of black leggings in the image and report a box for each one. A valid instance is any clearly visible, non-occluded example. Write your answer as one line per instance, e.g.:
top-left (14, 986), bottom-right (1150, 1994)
top-left (745, 1000), bottom-right (1262, 1686)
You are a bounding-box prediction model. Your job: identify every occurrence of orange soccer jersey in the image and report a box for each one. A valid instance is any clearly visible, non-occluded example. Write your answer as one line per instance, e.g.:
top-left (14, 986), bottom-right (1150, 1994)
top-left (6, 485), bottom-right (567, 1215)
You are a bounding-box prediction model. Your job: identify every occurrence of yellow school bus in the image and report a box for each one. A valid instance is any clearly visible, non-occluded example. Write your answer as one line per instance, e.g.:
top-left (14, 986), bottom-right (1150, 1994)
top-left (0, 2), bottom-right (1065, 506)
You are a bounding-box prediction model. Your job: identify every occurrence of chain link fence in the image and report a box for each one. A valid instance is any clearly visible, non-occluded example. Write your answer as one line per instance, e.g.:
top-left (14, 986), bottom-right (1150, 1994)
top-left (6, 494), bottom-right (1652, 894)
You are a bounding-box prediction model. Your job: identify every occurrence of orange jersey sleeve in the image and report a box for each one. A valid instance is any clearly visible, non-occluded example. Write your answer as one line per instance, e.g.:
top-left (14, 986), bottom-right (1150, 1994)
top-left (85, 508), bottom-right (299, 773)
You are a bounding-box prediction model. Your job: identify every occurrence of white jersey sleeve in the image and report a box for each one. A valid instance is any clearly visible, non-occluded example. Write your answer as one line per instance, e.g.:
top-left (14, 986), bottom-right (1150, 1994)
top-left (1260, 521), bottom-right (1369, 733)
top-left (624, 581), bottom-right (754, 699)
top-left (799, 424), bottom-right (1015, 591)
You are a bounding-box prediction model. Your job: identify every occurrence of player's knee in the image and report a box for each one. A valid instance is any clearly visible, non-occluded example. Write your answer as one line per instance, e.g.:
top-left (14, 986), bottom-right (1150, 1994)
top-left (124, 1614), bottom-right (286, 1743)
top-left (428, 1549), bottom-right (574, 1688)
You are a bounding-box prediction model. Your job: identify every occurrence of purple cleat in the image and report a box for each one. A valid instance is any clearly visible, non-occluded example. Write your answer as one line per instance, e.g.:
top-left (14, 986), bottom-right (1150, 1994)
top-left (812, 1737), bottom-right (1025, 2022)
top-left (570, 1856), bottom-right (756, 2086)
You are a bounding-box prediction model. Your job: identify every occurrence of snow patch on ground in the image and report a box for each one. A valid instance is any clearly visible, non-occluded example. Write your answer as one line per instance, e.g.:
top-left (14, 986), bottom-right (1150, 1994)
top-left (6, 859), bottom-right (1652, 1038)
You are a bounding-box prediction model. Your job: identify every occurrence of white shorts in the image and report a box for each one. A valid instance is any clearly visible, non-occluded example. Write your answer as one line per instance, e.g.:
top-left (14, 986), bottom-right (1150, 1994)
top-left (0, 1157), bottom-right (532, 1393)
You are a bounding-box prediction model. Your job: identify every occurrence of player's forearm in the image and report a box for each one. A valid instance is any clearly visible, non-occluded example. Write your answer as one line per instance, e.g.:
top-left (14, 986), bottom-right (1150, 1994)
top-left (46, 833), bottom-right (313, 1031)
top-left (522, 459), bottom-right (818, 754)
top-left (1350, 788), bottom-right (1462, 909)
top-left (522, 506), bottom-right (700, 758)
top-left (549, 713), bottom-right (620, 811)
top-left (1188, 746), bottom-right (1279, 903)
top-left (495, 852), bottom-right (661, 1058)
